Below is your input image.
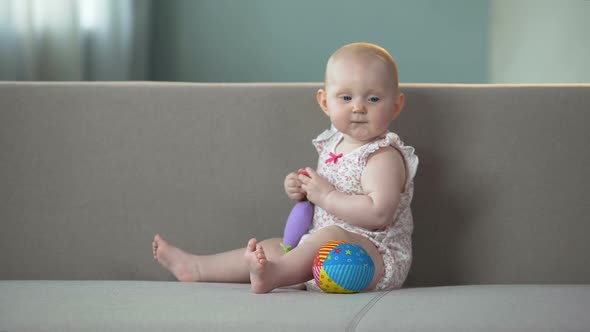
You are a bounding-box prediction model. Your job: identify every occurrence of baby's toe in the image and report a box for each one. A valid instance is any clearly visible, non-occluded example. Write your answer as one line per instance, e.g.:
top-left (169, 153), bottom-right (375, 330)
top-left (247, 239), bottom-right (257, 252)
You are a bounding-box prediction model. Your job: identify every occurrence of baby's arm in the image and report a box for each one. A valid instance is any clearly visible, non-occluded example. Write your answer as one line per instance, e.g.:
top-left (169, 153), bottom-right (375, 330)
top-left (300, 147), bottom-right (405, 230)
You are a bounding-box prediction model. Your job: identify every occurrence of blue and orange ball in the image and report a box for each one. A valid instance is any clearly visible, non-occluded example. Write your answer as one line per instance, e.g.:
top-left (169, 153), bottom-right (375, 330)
top-left (313, 240), bottom-right (375, 293)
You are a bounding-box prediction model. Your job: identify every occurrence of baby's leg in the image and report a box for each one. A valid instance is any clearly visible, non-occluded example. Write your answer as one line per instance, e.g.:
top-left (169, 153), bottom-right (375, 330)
top-left (152, 234), bottom-right (284, 283)
top-left (245, 225), bottom-right (385, 294)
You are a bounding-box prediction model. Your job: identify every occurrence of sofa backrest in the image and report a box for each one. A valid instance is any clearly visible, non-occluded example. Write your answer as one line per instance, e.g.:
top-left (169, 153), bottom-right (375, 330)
top-left (1, 82), bottom-right (589, 286)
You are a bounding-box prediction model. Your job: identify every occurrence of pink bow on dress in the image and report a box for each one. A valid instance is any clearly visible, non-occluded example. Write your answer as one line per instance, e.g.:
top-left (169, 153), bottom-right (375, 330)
top-left (325, 152), bottom-right (343, 164)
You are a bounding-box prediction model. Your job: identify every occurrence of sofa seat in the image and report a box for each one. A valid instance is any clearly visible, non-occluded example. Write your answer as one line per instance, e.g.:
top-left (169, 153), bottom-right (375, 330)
top-left (2, 281), bottom-right (588, 331)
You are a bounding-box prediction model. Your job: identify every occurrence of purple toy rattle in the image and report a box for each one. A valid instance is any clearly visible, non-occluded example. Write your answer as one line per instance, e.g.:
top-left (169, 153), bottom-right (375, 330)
top-left (280, 169), bottom-right (314, 253)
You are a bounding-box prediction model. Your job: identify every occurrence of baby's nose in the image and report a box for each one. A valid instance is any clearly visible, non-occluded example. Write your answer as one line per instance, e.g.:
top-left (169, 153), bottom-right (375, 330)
top-left (352, 102), bottom-right (367, 113)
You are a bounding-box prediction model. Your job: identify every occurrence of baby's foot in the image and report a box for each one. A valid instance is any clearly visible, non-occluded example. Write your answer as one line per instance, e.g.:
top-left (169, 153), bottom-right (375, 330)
top-left (152, 234), bottom-right (201, 282)
top-left (245, 238), bottom-right (276, 294)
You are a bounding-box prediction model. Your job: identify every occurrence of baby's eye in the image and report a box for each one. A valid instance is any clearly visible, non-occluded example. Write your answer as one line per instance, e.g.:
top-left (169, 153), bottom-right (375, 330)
top-left (368, 97), bottom-right (380, 102)
top-left (341, 95), bottom-right (352, 101)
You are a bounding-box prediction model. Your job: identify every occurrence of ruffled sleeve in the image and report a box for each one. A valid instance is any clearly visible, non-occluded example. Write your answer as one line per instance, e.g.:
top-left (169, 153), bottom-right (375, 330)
top-left (311, 128), bottom-right (338, 154)
top-left (361, 132), bottom-right (418, 190)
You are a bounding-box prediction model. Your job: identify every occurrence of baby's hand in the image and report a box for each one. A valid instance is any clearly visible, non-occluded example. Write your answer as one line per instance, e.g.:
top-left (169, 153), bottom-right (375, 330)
top-left (299, 167), bottom-right (335, 206)
top-left (284, 169), bottom-right (307, 201)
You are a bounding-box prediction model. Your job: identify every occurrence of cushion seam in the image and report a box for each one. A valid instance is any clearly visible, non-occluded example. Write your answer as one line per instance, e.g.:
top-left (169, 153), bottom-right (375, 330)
top-left (346, 290), bottom-right (392, 332)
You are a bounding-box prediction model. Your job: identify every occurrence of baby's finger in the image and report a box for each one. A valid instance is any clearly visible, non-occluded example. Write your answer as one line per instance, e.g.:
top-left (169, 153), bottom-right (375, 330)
top-left (298, 173), bottom-right (310, 183)
top-left (287, 186), bottom-right (304, 194)
top-left (305, 167), bottom-right (318, 178)
top-left (290, 180), bottom-right (305, 190)
top-left (293, 192), bottom-right (306, 199)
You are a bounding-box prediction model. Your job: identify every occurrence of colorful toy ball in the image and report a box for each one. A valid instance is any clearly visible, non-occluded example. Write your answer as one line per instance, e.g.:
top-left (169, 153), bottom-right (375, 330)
top-left (313, 240), bottom-right (375, 293)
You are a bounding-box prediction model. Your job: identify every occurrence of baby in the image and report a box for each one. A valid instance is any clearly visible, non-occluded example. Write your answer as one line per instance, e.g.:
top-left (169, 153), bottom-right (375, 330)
top-left (152, 42), bottom-right (418, 293)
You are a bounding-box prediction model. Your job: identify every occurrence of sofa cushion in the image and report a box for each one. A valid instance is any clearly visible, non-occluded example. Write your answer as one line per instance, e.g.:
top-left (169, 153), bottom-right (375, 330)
top-left (2, 281), bottom-right (589, 331)
top-left (0, 280), bottom-right (380, 331)
top-left (356, 284), bottom-right (590, 332)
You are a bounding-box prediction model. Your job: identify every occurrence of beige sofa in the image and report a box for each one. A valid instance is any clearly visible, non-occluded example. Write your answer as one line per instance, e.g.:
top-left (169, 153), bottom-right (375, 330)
top-left (1, 82), bottom-right (589, 331)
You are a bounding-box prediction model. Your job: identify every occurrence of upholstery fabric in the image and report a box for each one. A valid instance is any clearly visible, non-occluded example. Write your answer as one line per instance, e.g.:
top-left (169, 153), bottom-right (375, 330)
top-left (1, 82), bottom-right (589, 331)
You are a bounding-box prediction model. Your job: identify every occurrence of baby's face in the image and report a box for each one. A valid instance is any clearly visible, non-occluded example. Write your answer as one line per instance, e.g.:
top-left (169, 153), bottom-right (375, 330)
top-left (321, 56), bottom-right (401, 145)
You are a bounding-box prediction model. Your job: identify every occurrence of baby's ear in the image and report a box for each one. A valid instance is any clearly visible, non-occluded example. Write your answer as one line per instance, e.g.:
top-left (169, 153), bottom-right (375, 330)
top-left (316, 89), bottom-right (329, 116)
top-left (394, 93), bottom-right (405, 116)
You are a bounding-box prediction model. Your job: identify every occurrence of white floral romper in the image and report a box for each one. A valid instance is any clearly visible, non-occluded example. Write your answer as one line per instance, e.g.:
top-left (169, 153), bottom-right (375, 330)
top-left (304, 129), bottom-right (418, 291)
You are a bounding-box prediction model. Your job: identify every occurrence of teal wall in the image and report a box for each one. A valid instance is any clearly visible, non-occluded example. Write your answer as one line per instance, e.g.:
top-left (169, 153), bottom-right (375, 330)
top-left (489, 0), bottom-right (590, 83)
top-left (151, 0), bottom-right (490, 83)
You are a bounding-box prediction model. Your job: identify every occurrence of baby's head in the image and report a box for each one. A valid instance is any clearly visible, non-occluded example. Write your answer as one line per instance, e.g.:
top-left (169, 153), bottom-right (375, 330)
top-left (317, 43), bottom-right (405, 143)
top-left (324, 42), bottom-right (401, 96)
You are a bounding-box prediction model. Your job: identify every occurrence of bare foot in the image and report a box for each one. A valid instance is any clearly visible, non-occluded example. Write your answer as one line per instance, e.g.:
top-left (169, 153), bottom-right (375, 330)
top-left (245, 238), bottom-right (276, 294)
top-left (152, 234), bottom-right (201, 282)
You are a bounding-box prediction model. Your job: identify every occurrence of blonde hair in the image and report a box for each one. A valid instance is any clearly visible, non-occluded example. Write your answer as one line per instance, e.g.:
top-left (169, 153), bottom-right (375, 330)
top-left (324, 42), bottom-right (400, 95)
